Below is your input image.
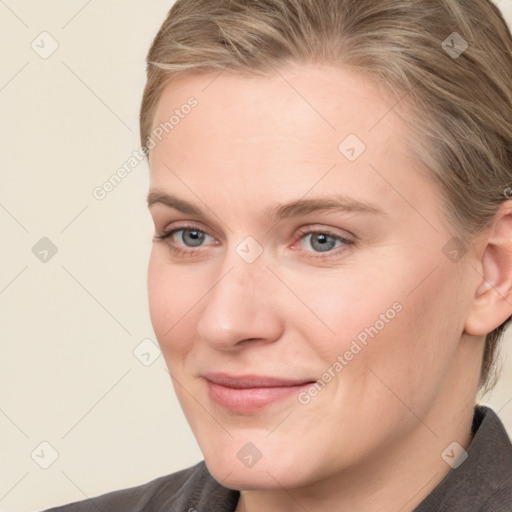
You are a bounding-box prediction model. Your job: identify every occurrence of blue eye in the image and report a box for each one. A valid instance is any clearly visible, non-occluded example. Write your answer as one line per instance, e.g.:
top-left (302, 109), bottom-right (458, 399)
top-left (296, 229), bottom-right (354, 258)
top-left (173, 229), bottom-right (207, 248)
top-left (154, 225), bottom-right (354, 259)
top-left (154, 226), bottom-right (213, 255)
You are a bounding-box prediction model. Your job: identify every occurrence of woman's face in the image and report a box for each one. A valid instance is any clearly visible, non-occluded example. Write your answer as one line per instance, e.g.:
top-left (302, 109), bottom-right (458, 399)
top-left (147, 63), bottom-right (479, 489)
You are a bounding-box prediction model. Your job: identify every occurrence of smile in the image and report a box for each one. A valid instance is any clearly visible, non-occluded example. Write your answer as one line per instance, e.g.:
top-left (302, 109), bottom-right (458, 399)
top-left (203, 373), bottom-right (316, 413)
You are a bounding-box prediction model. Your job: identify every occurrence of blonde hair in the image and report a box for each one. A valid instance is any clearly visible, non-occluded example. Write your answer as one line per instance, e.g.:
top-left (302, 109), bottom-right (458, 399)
top-left (140, 0), bottom-right (512, 393)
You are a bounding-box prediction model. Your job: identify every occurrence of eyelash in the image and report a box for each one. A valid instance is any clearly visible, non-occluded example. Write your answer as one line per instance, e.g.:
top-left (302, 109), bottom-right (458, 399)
top-left (154, 223), bottom-right (355, 260)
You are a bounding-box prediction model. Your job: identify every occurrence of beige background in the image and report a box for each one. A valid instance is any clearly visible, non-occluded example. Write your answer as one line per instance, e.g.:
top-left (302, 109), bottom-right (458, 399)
top-left (1, 1), bottom-right (511, 511)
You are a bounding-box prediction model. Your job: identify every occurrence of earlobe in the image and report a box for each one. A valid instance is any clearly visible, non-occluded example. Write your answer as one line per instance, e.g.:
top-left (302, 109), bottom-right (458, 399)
top-left (464, 202), bottom-right (512, 336)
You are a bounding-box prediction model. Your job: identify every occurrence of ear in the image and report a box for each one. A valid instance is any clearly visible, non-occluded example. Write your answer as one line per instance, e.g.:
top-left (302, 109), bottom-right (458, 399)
top-left (464, 201), bottom-right (512, 336)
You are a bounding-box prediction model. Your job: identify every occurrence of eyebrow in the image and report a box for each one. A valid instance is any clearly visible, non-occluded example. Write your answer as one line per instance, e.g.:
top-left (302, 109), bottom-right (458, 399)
top-left (147, 190), bottom-right (386, 221)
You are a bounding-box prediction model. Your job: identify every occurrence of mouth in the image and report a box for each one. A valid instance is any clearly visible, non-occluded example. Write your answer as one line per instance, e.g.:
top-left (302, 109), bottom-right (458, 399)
top-left (203, 372), bottom-right (317, 413)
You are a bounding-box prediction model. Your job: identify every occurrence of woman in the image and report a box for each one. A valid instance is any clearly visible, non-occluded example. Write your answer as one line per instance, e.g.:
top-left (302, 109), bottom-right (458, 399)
top-left (44, 0), bottom-right (512, 510)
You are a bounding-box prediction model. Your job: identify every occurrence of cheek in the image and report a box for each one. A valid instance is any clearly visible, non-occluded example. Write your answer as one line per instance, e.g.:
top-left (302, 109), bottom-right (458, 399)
top-left (280, 264), bottom-right (405, 360)
top-left (292, 256), bottom-right (462, 395)
top-left (147, 254), bottom-right (169, 338)
top-left (147, 252), bottom-right (198, 357)
top-left (349, 264), bottom-right (464, 411)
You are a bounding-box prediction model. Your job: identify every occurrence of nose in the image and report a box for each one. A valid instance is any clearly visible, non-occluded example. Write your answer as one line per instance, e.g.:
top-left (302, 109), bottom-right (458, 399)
top-left (196, 248), bottom-right (284, 351)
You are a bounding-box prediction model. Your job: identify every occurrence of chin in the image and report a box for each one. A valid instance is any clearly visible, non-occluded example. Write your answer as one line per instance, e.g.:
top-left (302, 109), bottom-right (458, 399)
top-left (205, 458), bottom-right (299, 491)
top-left (202, 441), bottom-right (323, 491)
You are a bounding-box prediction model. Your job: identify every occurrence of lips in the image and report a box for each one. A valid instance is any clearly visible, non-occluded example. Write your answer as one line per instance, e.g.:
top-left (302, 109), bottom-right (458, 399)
top-left (203, 372), bottom-right (315, 388)
top-left (203, 372), bottom-right (316, 412)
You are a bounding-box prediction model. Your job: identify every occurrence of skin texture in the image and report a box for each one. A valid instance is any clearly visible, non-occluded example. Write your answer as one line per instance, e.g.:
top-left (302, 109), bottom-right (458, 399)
top-left (146, 63), bottom-right (512, 512)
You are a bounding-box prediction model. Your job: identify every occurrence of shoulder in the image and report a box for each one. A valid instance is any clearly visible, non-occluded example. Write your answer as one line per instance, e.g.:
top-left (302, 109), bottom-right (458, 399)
top-left (475, 406), bottom-right (512, 510)
top-left (41, 460), bottom-right (239, 512)
top-left (414, 405), bottom-right (512, 512)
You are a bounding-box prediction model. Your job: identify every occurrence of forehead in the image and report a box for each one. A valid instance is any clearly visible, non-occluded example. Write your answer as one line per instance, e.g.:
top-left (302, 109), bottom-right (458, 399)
top-left (153, 66), bottom-right (405, 175)
top-left (149, 63), bottom-right (400, 163)
top-left (147, 63), bottom-right (443, 232)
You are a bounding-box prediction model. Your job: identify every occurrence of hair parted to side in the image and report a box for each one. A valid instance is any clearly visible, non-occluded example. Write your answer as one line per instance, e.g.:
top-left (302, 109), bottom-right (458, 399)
top-left (140, 0), bottom-right (512, 393)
